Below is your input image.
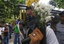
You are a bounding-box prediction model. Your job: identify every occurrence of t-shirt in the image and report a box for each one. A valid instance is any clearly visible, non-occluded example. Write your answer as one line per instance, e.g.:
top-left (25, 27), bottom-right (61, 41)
top-left (4, 26), bottom-right (9, 36)
top-left (0, 27), bottom-right (4, 35)
top-left (14, 25), bottom-right (19, 34)
top-left (56, 22), bottom-right (64, 44)
top-left (46, 26), bottom-right (59, 44)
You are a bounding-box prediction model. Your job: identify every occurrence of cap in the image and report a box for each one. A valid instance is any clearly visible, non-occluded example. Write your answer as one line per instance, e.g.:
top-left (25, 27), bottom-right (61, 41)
top-left (6, 23), bottom-right (9, 25)
top-left (59, 11), bottom-right (64, 16)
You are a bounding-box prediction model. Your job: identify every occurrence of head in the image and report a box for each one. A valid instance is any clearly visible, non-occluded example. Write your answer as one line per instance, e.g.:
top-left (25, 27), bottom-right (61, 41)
top-left (6, 23), bottom-right (9, 25)
top-left (14, 20), bottom-right (17, 25)
top-left (51, 15), bottom-right (60, 29)
top-left (5, 23), bottom-right (9, 26)
top-left (51, 15), bottom-right (60, 24)
top-left (4, 23), bottom-right (8, 27)
top-left (19, 22), bottom-right (25, 28)
top-left (26, 6), bottom-right (33, 15)
top-left (59, 11), bottom-right (64, 24)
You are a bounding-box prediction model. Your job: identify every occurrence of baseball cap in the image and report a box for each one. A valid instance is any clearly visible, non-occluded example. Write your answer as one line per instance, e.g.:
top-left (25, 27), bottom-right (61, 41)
top-left (6, 23), bottom-right (9, 25)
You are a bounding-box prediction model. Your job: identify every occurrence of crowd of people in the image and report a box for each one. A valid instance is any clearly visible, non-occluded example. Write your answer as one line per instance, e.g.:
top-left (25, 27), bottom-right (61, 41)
top-left (0, 23), bottom-right (12, 44)
top-left (0, 6), bottom-right (64, 44)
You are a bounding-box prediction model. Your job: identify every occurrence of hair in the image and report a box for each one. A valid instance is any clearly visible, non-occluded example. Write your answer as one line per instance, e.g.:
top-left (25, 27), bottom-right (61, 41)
top-left (59, 11), bottom-right (64, 16)
top-left (26, 6), bottom-right (33, 11)
top-left (19, 22), bottom-right (26, 27)
top-left (51, 15), bottom-right (60, 24)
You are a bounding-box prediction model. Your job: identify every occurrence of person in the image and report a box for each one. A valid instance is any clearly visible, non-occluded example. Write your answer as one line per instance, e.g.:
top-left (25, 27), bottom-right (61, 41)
top-left (14, 21), bottom-right (21, 44)
top-left (51, 15), bottom-right (60, 32)
top-left (19, 22), bottom-right (25, 38)
top-left (26, 6), bottom-right (35, 24)
top-left (8, 23), bottom-right (12, 39)
top-left (56, 11), bottom-right (64, 44)
top-left (29, 27), bottom-right (59, 44)
top-left (22, 6), bottom-right (59, 44)
top-left (3, 23), bottom-right (9, 44)
top-left (0, 24), bottom-right (4, 44)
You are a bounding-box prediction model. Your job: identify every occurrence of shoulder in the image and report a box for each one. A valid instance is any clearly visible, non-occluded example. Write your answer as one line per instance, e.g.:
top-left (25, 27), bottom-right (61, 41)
top-left (14, 25), bottom-right (17, 27)
top-left (46, 25), bottom-right (57, 36)
top-left (46, 26), bottom-right (53, 33)
top-left (14, 25), bottom-right (17, 28)
top-left (46, 27), bottom-right (59, 44)
top-left (56, 22), bottom-right (61, 26)
top-left (56, 22), bottom-right (62, 28)
top-left (46, 26), bottom-right (55, 37)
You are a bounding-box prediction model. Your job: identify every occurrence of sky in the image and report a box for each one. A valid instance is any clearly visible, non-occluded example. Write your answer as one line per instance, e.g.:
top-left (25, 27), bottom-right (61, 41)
top-left (39, 0), bottom-right (51, 4)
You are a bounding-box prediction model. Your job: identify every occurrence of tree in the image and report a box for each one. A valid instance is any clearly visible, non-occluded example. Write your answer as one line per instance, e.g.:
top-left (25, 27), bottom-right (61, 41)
top-left (53, 0), bottom-right (64, 8)
top-left (0, 0), bottom-right (26, 22)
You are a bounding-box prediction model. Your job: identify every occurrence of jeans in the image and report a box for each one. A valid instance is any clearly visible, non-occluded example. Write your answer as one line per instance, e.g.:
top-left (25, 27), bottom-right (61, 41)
top-left (9, 30), bottom-right (12, 39)
top-left (3, 36), bottom-right (9, 44)
top-left (9, 26), bottom-right (12, 39)
top-left (9, 32), bottom-right (12, 39)
top-left (0, 35), bottom-right (2, 44)
top-left (14, 33), bottom-right (20, 44)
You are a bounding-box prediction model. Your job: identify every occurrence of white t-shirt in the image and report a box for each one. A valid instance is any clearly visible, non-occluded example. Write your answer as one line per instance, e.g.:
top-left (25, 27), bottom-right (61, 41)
top-left (46, 26), bottom-right (59, 44)
top-left (0, 27), bottom-right (4, 35)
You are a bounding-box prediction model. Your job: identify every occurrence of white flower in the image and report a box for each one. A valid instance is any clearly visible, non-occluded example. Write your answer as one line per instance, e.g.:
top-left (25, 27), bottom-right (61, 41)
top-left (34, 3), bottom-right (40, 11)
top-left (45, 16), bottom-right (52, 22)
top-left (33, 2), bottom-right (54, 19)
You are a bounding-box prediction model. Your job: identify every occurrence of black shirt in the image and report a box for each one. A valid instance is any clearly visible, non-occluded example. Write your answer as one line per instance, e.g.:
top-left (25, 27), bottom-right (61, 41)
top-left (4, 27), bottom-right (9, 36)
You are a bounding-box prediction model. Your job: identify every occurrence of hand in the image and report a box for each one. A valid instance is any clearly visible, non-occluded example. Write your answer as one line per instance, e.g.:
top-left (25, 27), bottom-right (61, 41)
top-left (29, 28), bottom-right (44, 44)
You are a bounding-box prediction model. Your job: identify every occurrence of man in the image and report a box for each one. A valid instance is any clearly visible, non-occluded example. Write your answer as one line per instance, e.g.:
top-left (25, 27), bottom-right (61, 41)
top-left (26, 6), bottom-right (35, 24)
top-left (56, 11), bottom-right (64, 44)
top-left (19, 22), bottom-right (25, 40)
top-left (14, 21), bottom-right (20, 44)
top-left (0, 24), bottom-right (4, 44)
top-left (8, 23), bottom-right (12, 39)
top-left (22, 6), bottom-right (59, 44)
top-left (51, 15), bottom-right (60, 32)
top-left (3, 23), bottom-right (9, 44)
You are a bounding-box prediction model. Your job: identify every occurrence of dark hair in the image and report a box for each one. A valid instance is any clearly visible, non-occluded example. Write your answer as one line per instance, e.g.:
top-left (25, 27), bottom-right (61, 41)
top-left (19, 22), bottom-right (26, 27)
top-left (51, 15), bottom-right (60, 24)
top-left (26, 6), bottom-right (32, 11)
top-left (59, 11), bottom-right (64, 16)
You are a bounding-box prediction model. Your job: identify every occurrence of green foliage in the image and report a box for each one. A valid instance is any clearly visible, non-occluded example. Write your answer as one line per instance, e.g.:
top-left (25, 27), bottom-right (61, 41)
top-left (0, 0), bottom-right (26, 22)
top-left (54, 0), bottom-right (64, 8)
top-left (5, 18), bottom-right (14, 23)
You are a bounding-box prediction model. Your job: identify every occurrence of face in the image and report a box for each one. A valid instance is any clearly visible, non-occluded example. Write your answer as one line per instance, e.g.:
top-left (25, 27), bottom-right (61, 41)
top-left (60, 14), bottom-right (64, 23)
top-left (5, 24), bottom-right (7, 27)
top-left (14, 21), bottom-right (17, 25)
top-left (19, 24), bottom-right (23, 28)
top-left (26, 9), bottom-right (33, 15)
